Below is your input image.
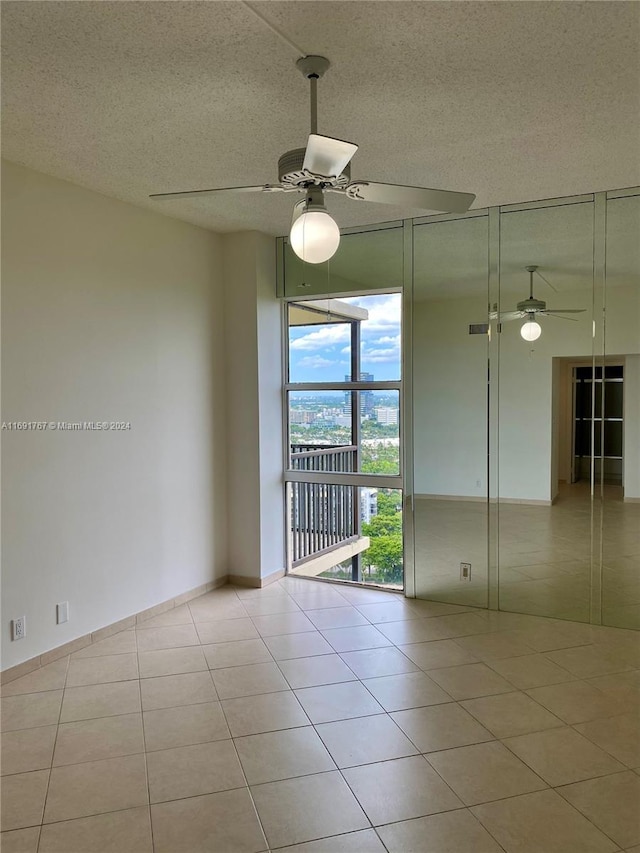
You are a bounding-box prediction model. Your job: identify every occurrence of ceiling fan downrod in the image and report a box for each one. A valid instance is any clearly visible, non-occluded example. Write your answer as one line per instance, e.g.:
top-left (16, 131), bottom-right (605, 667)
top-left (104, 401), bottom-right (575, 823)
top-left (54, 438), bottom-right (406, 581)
top-left (525, 265), bottom-right (538, 300)
top-left (296, 55), bottom-right (330, 136)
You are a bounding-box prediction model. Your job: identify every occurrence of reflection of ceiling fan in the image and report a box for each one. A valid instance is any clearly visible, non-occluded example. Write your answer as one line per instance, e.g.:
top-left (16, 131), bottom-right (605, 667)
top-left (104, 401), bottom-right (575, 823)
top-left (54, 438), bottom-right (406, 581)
top-left (494, 265), bottom-right (586, 341)
top-left (150, 55), bottom-right (476, 264)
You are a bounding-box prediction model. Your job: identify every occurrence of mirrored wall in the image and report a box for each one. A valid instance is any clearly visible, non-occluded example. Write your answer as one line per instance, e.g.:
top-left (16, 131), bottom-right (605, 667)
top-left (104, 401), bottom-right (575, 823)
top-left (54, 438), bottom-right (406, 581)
top-left (410, 189), bottom-right (640, 630)
top-left (497, 198), bottom-right (595, 623)
top-left (602, 192), bottom-right (640, 629)
top-left (278, 186), bottom-right (640, 630)
top-left (412, 213), bottom-right (490, 609)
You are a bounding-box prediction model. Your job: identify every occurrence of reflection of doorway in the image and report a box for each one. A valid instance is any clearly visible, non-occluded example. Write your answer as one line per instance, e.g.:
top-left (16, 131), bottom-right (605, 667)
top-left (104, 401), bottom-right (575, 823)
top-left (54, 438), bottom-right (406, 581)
top-left (554, 358), bottom-right (625, 495)
top-left (572, 365), bottom-right (624, 485)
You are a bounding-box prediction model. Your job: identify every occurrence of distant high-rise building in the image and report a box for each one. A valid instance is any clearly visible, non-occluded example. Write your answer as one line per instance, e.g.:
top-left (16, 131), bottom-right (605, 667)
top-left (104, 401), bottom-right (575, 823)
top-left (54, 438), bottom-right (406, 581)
top-left (360, 488), bottom-right (378, 524)
top-left (344, 372), bottom-right (375, 417)
top-left (333, 415), bottom-right (351, 428)
top-left (290, 410), bottom-right (316, 425)
top-left (375, 406), bottom-right (398, 425)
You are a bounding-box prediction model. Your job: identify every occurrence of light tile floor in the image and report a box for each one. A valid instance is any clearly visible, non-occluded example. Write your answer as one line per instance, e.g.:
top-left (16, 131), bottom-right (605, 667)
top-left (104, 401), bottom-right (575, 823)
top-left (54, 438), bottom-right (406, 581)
top-left (2, 577), bottom-right (640, 852)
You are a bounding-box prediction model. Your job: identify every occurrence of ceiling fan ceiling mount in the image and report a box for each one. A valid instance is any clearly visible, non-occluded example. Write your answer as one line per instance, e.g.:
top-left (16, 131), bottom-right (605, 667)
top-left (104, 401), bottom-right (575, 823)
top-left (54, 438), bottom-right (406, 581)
top-left (295, 55), bottom-right (331, 80)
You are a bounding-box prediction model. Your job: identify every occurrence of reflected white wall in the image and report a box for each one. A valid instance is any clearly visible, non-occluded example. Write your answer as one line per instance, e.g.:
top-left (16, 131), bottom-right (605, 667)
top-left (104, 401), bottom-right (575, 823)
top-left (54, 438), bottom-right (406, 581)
top-left (413, 296), bottom-right (487, 499)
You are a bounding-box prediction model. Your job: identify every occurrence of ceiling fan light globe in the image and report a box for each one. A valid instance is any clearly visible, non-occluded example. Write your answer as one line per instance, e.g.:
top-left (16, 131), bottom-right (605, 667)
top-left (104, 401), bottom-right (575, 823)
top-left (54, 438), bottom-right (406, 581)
top-left (521, 319), bottom-right (542, 342)
top-left (290, 210), bottom-right (340, 264)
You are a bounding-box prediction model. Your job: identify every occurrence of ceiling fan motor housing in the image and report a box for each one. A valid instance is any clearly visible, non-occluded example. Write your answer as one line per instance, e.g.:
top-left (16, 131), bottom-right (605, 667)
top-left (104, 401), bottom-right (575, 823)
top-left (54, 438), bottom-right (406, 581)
top-left (278, 148), bottom-right (351, 189)
top-left (517, 297), bottom-right (546, 313)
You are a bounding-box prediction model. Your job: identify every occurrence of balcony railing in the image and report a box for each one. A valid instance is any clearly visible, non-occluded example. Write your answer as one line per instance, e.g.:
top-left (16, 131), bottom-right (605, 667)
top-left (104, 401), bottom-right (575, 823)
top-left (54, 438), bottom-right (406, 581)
top-left (290, 444), bottom-right (359, 566)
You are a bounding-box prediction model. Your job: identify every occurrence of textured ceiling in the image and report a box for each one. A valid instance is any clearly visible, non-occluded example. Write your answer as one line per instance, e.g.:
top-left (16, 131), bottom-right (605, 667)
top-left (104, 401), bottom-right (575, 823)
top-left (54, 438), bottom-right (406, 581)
top-left (2, 1), bottom-right (639, 236)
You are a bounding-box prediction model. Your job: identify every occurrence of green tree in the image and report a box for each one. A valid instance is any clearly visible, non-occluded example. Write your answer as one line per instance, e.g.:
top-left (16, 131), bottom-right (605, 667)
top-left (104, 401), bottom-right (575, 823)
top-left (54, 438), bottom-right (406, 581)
top-left (376, 490), bottom-right (402, 515)
top-left (362, 489), bottom-right (403, 583)
top-left (363, 534), bottom-right (403, 583)
top-left (363, 513), bottom-right (402, 538)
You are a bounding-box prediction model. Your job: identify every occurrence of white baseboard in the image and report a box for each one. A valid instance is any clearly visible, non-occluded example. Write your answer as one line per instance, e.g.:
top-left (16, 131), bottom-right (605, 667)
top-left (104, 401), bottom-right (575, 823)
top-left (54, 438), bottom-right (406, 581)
top-left (1, 575), bottom-right (228, 685)
top-left (414, 493), bottom-right (553, 507)
top-left (228, 567), bottom-right (286, 588)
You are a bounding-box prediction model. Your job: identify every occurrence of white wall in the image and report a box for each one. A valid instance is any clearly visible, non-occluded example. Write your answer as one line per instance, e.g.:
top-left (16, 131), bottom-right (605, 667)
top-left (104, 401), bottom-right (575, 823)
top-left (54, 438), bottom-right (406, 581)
top-left (413, 284), bottom-right (640, 502)
top-left (223, 232), bottom-right (284, 583)
top-left (413, 296), bottom-right (488, 498)
top-left (1, 161), bottom-right (228, 669)
top-left (256, 236), bottom-right (286, 576)
top-left (222, 234), bottom-right (261, 579)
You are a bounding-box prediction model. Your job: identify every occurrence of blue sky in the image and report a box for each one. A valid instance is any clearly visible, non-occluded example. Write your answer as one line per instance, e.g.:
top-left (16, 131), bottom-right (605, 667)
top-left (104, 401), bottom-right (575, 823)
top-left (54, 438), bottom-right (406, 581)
top-left (289, 293), bottom-right (402, 383)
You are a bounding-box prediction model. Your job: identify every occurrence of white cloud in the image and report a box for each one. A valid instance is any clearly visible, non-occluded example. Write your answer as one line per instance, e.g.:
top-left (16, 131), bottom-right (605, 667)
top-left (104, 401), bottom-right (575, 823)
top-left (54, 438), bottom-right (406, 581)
top-left (373, 334), bottom-right (401, 346)
top-left (290, 324), bottom-right (351, 351)
top-left (345, 294), bottom-right (402, 334)
top-left (290, 295), bottom-right (402, 374)
top-left (364, 347), bottom-right (400, 363)
top-left (297, 355), bottom-right (336, 369)
top-left (362, 331), bottom-right (400, 365)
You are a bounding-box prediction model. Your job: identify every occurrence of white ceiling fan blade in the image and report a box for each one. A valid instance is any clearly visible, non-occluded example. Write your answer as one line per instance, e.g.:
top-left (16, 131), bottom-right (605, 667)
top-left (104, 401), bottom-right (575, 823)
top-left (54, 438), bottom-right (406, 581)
top-left (498, 311), bottom-right (526, 322)
top-left (150, 184), bottom-right (284, 201)
top-left (347, 181), bottom-right (475, 213)
top-left (539, 309), bottom-right (586, 314)
top-left (540, 312), bottom-right (580, 321)
top-left (302, 134), bottom-right (358, 177)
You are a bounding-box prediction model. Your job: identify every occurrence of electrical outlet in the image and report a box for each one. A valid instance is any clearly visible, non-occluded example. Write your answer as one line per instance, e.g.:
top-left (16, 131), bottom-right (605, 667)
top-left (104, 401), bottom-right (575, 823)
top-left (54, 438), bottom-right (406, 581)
top-left (460, 562), bottom-right (472, 582)
top-left (57, 602), bottom-right (69, 624)
top-left (11, 616), bottom-right (26, 640)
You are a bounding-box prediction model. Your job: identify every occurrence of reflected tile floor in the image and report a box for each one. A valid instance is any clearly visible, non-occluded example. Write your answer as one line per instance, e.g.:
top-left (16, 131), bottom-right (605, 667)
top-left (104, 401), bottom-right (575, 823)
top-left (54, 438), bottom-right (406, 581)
top-left (415, 483), bottom-right (640, 628)
top-left (2, 577), bottom-right (640, 852)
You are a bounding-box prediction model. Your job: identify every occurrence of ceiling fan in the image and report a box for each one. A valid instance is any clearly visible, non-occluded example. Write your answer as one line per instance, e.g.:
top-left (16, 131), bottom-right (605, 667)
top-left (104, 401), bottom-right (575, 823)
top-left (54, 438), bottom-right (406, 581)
top-left (494, 265), bottom-right (586, 341)
top-left (150, 55), bottom-right (476, 263)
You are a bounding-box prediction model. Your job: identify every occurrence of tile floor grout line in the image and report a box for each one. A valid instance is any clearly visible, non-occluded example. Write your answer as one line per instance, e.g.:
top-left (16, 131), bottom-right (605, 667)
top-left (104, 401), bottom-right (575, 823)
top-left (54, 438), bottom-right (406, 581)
top-left (552, 772), bottom-right (639, 851)
top-left (375, 806), bottom-right (511, 853)
top-left (568, 721), bottom-right (638, 770)
top-left (266, 825), bottom-right (391, 852)
top-left (38, 800), bottom-right (153, 830)
top-left (68, 648), bottom-right (139, 662)
top-left (135, 623), bottom-right (156, 853)
top-left (34, 651), bottom-right (72, 846)
top-left (498, 731), bottom-right (629, 784)
top-left (215, 676), bottom-right (272, 853)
